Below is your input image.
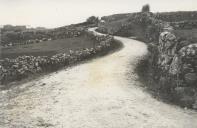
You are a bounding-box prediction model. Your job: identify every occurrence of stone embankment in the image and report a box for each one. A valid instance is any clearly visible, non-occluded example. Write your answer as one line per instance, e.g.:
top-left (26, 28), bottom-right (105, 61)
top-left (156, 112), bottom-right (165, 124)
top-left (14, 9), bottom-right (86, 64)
top-left (148, 29), bottom-right (197, 109)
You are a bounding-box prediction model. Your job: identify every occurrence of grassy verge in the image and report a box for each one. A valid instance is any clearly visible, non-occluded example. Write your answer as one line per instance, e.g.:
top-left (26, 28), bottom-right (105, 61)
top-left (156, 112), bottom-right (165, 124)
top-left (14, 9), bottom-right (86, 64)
top-left (134, 53), bottom-right (197, 109)
top-left (173, 28), bottom-right (197, 43)
top-left (134, 55), bottom-right (175, 104)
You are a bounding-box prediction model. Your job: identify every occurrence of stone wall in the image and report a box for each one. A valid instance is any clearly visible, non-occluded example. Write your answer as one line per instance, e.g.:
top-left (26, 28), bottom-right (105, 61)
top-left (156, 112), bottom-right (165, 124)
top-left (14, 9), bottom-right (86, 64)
top-left (1, 27), bottom-right (84, 47)
top-left (170, 20), bottom-right (197, 29)
top-left (97, 12), bottom-right (197, 108)
top-left (154, 11), bottom-right (197, 22)
top-left (148, 30), bottom-right (197, 109)
top-left (0, 32), bottom-right (120, 86)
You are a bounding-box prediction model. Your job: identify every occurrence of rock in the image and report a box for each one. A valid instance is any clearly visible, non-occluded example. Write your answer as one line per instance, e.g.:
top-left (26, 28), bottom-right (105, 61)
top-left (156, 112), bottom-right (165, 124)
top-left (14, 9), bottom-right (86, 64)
top-left (179, 43), bottom-right (197, 57)
top-left (182, 64), bottom-right (194, 74)
top-left (169, 55), bottom-right (181, 75)
top-left (159, 32), bottom-right (177, 54)
top-left (184, 73), bottom-right (197, 85)
top-left (166, 32), bottom-right (176, 41)
top-left (41, 83), bottom-right (46, 86)
top-left (177, 40), bottom-right (191, 51)
top-left (160, 55), bottom-right (173, 66)
top-left (158, 32), bottom-right (178, 73)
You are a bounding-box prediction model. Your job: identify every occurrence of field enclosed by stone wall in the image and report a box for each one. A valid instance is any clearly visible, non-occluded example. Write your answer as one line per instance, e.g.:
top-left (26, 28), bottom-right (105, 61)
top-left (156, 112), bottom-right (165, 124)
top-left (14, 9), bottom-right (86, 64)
top-left (0, 31), bottom-right (122, 87)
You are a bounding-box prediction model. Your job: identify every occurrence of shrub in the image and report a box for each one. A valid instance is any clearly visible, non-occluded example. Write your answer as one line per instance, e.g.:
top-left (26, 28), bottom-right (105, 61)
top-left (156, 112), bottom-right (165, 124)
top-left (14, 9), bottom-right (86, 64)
top-left (141, 4), bottom-right (150, 13)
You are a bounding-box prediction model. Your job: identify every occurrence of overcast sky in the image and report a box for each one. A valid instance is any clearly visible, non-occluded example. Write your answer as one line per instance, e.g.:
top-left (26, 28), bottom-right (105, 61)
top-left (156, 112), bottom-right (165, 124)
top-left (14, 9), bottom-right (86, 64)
top-left (0, 0), bottom-right (196, 28)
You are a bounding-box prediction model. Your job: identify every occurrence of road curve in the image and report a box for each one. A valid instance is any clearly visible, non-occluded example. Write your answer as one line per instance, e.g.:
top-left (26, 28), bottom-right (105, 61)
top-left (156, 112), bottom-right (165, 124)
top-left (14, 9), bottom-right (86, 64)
top-left (0, 28), bottom-right (197, 128)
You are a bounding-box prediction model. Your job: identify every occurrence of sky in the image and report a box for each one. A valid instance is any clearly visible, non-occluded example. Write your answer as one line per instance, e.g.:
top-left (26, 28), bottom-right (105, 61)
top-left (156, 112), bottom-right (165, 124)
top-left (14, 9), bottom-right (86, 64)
top-left (0, 0), bottom-right (197, 28)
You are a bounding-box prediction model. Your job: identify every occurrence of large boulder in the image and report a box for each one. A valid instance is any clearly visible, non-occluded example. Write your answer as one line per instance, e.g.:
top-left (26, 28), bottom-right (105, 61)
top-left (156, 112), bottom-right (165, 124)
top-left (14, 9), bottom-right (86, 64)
top-left (178, 43), bottom-right (197, 85)
top-left (158, 31), bottom-right (178, 72)
top-left (159, 31), bottom-right (177, 55)
top-left (178, 43), bottom-right (197, 58)
top-left (169, 55), bottom-right (181, 75)
top-left (177, 40), bottom-right (191, 51)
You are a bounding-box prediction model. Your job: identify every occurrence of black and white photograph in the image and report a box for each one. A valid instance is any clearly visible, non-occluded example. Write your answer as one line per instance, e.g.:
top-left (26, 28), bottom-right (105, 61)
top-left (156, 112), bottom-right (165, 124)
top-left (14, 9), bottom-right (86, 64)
top-left (0, 0), bottom-right (197, 127)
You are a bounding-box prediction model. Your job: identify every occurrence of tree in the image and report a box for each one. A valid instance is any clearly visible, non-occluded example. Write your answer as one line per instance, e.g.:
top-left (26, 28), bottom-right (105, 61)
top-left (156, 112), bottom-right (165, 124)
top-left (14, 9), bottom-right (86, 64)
top-left (141, 4), bottom-right (150, 12)
top-left (86, 16), bottom-right (99, 24)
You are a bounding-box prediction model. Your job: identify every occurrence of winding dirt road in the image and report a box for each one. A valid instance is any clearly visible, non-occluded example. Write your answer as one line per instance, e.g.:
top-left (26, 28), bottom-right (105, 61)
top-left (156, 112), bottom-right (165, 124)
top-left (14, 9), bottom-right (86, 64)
top-left (0, 28), bottom-right (197, 128)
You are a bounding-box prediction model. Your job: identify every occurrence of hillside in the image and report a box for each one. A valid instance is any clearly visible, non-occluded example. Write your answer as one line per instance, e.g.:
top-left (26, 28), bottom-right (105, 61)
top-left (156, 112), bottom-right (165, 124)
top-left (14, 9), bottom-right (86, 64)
top-left (98, 11), bottom-right (197, 42)
top-left (101, 11), bottom-right (197, 23)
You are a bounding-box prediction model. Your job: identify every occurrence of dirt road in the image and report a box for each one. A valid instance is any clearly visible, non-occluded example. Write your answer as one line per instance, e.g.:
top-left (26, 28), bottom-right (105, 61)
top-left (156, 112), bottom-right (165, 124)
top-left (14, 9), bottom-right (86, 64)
top-left (0, 28), bottom-right (197, 128)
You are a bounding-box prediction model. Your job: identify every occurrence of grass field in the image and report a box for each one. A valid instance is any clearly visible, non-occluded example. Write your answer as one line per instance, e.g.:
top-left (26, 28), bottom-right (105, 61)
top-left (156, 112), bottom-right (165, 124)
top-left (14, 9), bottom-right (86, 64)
top-left (173, 28), bottom-right (197, 42)
top-left (1, 35), bottom-right (97, 59)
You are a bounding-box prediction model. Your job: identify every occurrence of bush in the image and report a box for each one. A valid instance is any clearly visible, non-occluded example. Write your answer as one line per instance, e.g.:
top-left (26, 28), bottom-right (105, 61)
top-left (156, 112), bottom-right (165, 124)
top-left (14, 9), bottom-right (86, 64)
top-left (86, 16), bottom-right (99, 24)
top-left (141, 4), bottom-right (150, 13)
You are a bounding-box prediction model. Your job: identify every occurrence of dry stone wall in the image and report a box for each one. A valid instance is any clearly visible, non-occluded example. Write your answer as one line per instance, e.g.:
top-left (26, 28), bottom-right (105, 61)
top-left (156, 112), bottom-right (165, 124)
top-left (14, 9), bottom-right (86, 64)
top-left (149, 29), bottom-right (197, 108)
top-left (170, 20), bottom-right (197, 29)
top-left (0, 32), bottom-right (119, 86)
top-left (1, 27), bottom-right (84, 47)
top-left (97, 12), bottom-right (197, 108)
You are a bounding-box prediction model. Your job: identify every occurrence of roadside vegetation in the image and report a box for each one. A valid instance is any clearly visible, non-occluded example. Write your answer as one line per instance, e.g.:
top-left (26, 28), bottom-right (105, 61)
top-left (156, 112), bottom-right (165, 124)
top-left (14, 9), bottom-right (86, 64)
top-left (97, 5), bottom-right (197, 109)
